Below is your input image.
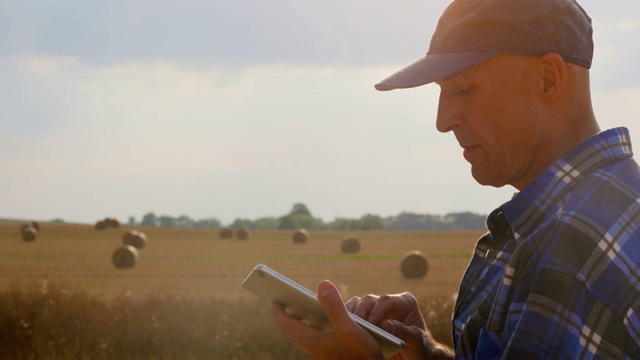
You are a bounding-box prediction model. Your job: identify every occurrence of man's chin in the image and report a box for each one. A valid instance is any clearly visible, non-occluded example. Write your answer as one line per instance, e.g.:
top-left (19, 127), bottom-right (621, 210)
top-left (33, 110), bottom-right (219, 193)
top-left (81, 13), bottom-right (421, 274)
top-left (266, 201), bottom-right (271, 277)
top-left (470, 169), bottom-right (508, 189)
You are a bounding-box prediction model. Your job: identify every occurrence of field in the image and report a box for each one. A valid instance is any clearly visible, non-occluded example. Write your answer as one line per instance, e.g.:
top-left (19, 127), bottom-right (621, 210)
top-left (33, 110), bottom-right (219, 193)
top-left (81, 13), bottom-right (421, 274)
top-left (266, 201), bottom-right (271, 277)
top-left (0, 221), bottom-right (483, 359)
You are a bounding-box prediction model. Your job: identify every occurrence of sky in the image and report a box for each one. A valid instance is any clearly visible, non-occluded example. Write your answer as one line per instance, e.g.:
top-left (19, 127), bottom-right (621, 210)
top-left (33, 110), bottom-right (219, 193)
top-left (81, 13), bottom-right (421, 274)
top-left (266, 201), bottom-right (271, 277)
top-left (1, 0), bottom-right (639, 225)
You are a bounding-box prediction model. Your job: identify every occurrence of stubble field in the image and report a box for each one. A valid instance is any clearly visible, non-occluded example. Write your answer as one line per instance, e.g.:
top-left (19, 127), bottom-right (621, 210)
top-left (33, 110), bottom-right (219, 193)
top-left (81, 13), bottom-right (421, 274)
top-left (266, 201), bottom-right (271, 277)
top-left (0, 221), bottom-right (483, 359)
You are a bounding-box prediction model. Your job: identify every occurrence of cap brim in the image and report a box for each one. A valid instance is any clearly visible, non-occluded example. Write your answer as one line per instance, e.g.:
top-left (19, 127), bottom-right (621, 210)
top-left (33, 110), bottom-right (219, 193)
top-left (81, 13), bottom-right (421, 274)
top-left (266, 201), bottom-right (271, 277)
top-left (375, 52), bottom-right (496, 91)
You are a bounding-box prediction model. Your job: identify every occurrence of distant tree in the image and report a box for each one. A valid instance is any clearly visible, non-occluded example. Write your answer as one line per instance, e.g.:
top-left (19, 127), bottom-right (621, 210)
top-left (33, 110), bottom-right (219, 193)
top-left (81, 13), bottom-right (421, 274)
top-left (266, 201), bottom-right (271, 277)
top-left (231, 218), bottom-right (254, 229)
top-left (324, 214), bottom-right (384, 231)
top-left (50, 218), bottom-right (65, 223)
top-left (444, 212), bottom-right (486, 230)
top-left (140, 212), bottom-right (158, 227)
top-left (358, 214), bottom-right (385, 230)
top-left (158, 216), bottom-right (177, 227)
top-left (276, 203), bottom-right (326, 230)
top-left (326, 217), bottom-right (359, 231)
top-left (289, 203), bottom-right (312, 217)
top-left (194, 217), bottom-right (222, 228)
top-left (278, 214), bottom-right (321, 230)
top-left (175, 215), bottom-right (195, 228)
top-left (131, 208), bottom-right (486, 231)
top-left (252, 217), bottom-right (279, 230)
top-left (385, 212), bottom-right (446, 230)
top-left (277, 215), bottom-right (297, 230)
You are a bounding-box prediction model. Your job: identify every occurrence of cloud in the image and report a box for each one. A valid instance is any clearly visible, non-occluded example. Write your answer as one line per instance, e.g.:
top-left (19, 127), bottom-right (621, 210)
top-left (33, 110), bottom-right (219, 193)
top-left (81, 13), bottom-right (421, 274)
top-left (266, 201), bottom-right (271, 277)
top-left (587, 1), bottom-right (640, 89)
top-left (0, 0), bottom-right (448, 66)
top-left (2, 0), bottom-right (638, 75)
top-left (593, 87), bottom-right (640, 138)
top-left (2, 1), bottom-right (639, 224)
top-left (5, 54), bottom-right (503, 223)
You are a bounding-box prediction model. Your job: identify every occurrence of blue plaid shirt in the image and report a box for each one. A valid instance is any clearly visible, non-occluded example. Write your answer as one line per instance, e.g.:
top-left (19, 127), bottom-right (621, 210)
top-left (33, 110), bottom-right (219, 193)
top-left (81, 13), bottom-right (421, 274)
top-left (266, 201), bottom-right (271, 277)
top-left (452, 127), bottom-right (640, 359)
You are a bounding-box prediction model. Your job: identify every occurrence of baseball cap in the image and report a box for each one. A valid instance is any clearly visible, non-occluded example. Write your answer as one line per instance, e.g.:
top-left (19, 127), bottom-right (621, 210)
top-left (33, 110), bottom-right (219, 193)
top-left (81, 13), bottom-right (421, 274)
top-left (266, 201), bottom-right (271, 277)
top-left (375, 0), bottom-right (593, 91)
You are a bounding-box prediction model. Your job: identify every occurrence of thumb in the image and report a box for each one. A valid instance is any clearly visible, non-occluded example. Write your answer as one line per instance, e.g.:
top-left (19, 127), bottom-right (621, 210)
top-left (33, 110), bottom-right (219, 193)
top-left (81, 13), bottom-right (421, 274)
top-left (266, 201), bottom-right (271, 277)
top-left (316, 280), bottom-right (351, 331)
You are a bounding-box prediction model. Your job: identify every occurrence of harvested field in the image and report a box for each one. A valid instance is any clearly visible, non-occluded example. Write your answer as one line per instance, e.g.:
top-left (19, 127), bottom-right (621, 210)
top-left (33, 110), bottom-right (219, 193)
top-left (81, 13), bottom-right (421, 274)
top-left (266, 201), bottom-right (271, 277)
top-left (0, 222), bottom-right (481, 300)
top-left (0, 221), bottom-right (484, 358)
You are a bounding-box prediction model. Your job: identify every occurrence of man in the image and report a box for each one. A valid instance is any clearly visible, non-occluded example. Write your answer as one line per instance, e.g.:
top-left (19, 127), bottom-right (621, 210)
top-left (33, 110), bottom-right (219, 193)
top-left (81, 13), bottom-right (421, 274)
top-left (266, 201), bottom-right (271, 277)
top-left (273, 0), bottom-right (640, 358)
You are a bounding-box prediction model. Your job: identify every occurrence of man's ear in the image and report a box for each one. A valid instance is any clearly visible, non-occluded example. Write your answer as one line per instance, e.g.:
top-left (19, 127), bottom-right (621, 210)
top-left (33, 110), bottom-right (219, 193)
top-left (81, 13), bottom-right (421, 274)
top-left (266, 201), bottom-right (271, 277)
top-left (538, 53), bottom-right (566, 101)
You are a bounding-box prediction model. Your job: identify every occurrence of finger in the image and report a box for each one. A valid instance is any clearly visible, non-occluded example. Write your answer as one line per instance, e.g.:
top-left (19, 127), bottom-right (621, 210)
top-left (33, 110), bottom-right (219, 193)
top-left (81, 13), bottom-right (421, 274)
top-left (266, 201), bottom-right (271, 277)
top-left (366, 295), bottom-right (398, 325)
top-left (369, 293), bottom-right (419, 326)
top-left (316, 282), bottom-right (386, 359)
top-left (316, 280), bottom-right (354, 333)
top-left (352, 295), bottom-right (379, 320)
top-left (345, 296), bottom-right (361, 313)
top-left (380, 319), bottom-right (429, 357)
top-left (318, 280), bottom-right (362, 336)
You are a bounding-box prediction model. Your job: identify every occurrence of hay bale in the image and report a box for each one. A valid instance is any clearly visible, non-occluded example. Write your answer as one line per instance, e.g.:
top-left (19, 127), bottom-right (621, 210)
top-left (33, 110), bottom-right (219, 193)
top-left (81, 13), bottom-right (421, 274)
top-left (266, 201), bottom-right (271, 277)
top-left (112, 245), bottom-right (139, 269)
top-left (21, 225), bottom-right (37, 242)
top-left (219, 227), bottom-right (234, 239)
top-left (96, 217), bottom-right (120, 230)
top-left (30, 221), bottom-right (40, 231)
top-left (236, 228), bottom-right (251, 240)
top-left (95, 220), bottom-right (107, 231)
top-left (104, 217), bottom-right (121, 228)
top-left (292, 229), bottom-right (309, 244)
top-left (122, 230), bottom-right (148, 249)
top-left (401, 250), bottom-right (429, 279)
top-left (341, 236), bottom-right (361, 254)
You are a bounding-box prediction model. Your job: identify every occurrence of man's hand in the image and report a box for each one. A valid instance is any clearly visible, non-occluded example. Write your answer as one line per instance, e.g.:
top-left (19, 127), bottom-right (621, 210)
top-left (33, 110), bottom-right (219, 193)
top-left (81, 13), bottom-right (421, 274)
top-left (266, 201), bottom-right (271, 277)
top-left (346, 292), bottom-right (454, 360)
top-left (272, 280), bottom-right (385, 360)
top-left (346, 292), bottom-right (426, 330)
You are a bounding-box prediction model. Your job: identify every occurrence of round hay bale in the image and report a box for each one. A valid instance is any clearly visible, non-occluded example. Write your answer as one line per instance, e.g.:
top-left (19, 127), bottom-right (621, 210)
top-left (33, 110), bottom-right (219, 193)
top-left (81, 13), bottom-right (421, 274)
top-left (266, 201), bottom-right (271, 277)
top-left (112, 245), bottom-right (139, 269)
top-left (21, 225), bottom-right (37, 242)
top-left (219, 227), bottom-right (234, 239)
top-left (104, 217), bottom-right (121, 228)
top-left (30, 221), bottom-right (40, 231)
top-left (401, 250), bottom-right (429, 279)
top-left (122, 230), bottom-right (148, 249)
top-left (292, 229), bottom-right (309, 244)
top-left (95, 220), bottom-right (107, 231)
top-left (236, 228), bottom-right (251, 240)
top-left (341, 236), bottom-right (361, 254)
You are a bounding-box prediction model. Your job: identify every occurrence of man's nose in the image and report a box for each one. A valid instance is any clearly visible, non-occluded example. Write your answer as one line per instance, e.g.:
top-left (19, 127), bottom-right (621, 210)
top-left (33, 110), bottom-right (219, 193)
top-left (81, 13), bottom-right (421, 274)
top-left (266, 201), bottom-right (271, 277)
top-left (435, 93), bottom-right (460, 133)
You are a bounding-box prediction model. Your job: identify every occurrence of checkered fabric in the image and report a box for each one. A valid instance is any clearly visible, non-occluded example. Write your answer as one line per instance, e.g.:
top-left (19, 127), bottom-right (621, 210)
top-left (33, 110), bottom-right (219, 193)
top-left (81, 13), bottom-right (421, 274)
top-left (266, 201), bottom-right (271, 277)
top-left (452, 127), bottom-right (640, 359)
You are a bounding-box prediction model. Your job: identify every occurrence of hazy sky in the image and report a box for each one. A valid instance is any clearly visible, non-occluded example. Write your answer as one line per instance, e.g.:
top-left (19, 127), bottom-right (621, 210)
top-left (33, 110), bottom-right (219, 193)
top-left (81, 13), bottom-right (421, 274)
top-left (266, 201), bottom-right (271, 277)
top-left (1, 0), bottom-right (639, 225)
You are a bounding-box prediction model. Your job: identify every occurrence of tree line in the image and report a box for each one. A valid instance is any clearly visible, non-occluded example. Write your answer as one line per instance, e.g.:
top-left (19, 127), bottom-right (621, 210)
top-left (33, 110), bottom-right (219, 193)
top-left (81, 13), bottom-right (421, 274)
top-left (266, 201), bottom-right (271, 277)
top-left (127, 203), bottom-right (487, 231)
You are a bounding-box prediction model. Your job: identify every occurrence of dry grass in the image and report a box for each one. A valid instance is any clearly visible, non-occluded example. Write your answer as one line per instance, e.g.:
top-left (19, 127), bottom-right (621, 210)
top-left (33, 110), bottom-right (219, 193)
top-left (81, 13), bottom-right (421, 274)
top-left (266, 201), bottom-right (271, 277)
top-left (0, 221), bottom-right (483, 358)
top-left (0, 280), bottom-right (304, 359)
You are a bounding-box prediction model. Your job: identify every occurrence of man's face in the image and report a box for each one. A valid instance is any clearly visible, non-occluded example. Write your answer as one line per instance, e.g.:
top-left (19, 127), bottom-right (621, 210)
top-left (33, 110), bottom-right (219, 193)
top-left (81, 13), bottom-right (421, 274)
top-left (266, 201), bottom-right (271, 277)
top-left (435, 54), bottom-right (549, 190)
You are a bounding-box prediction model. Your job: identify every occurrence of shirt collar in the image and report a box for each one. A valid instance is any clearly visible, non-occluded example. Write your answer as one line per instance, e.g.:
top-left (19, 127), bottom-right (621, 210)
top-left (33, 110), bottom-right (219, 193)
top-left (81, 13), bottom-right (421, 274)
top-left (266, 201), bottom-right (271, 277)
top-left (496, 127), bottom-right (634, 237)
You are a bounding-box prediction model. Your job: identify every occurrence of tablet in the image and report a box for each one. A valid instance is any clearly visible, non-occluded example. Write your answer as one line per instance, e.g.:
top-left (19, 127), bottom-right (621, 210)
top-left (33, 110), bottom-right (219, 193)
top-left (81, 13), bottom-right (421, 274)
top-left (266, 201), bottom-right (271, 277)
top-left (241, 264), bottom-right (405, 359)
